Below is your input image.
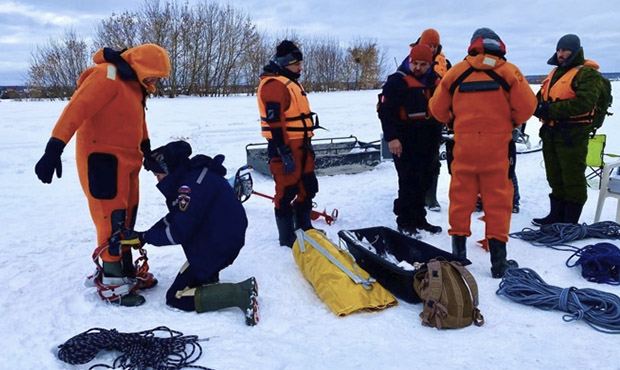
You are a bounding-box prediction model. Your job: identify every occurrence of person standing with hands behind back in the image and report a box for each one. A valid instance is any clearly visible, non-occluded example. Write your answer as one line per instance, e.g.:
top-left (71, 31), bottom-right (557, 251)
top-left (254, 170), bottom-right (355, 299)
top-left (257, 40), bottom-right (319, 248)
top-left (378, 44), bottom-right (444, 237)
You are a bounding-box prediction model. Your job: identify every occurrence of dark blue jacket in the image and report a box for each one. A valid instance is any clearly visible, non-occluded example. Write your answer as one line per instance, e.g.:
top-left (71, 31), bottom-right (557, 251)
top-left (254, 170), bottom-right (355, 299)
top-left (143, 154), bottom-right (248, 282)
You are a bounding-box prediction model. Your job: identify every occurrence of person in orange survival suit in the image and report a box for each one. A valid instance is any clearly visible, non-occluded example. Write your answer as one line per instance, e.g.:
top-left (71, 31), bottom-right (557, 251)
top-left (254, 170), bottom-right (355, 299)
top-left (409, 28), bottom-right (452, 212)
top-left (429, 28), bottom-right (536, 278)
top-left (34, 44), bottom-right (171, 306)
top-left (257, 40), bottom-right (319, 248)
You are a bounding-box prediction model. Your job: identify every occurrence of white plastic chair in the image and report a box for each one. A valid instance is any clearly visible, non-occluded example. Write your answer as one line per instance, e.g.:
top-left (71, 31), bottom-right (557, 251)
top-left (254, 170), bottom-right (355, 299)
top-left (594, 160), bottom-right (620, 222)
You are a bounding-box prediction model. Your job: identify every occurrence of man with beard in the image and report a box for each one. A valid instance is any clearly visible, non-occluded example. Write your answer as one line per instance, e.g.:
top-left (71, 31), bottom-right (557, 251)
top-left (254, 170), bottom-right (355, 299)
top-left (378, 44), bottom-right (443, 237)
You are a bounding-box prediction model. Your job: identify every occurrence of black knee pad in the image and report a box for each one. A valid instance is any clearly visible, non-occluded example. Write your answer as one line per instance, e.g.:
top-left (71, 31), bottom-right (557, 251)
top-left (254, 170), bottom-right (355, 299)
top-left (88, 152), bottom-right (118, 199)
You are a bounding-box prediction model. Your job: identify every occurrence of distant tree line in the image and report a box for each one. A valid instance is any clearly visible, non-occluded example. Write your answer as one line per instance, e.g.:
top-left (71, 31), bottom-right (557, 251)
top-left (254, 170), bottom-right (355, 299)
top-left (26, 0), bottom-right (387, 100)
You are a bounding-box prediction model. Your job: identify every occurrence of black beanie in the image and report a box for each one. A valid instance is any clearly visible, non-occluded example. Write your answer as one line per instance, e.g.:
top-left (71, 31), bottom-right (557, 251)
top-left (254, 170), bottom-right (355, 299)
top-left (556, 34), bottom-right (581, 53)
top-left (144, 141), bottom-right (192, 174)
top-left (272, 40), bottom-right (303, 67)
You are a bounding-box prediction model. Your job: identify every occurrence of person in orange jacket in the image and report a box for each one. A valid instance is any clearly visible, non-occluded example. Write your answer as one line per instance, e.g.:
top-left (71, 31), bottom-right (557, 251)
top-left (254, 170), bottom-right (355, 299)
top-left (34, 44), bottom-right (171, 306)
top-left (257, 40), bottom-right (319, 248)
top-left (429, 28), bottom-right (537, 278)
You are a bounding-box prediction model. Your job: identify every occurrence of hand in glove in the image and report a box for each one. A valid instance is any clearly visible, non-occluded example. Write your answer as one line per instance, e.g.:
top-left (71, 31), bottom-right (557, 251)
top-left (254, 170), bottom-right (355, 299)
top-left (34, 137), bottom-right (65, 183)
top-left (120, 230), bottom-right (145, 250)
top-left (533, 101), bottom-right (551, 120)
top-left (277, 146), bottom-right (296, 174)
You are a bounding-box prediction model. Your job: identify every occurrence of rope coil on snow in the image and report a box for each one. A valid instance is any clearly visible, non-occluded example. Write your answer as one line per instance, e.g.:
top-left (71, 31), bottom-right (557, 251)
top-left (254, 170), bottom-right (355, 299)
top-left (509, 221), bottom-right (620, 251)
top-left (566, 243), bottom-right (620, 285)
top-left (57, 326), bottom-right (213, 369)
top-left (496, 268), bottom-right (620, 334)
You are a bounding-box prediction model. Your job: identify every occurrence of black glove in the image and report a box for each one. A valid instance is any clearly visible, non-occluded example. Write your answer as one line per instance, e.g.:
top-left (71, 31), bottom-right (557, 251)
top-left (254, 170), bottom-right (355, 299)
top-left (34, 137), bottom-right (65, 183)
top-left (533, 101), bottom-right (551, 120)
top-left (277, 146), bottom-right (296, 174)
top-left (140, 139), bottom-right (151, 156)
top-left (120, 229), bottom-right (145, 250)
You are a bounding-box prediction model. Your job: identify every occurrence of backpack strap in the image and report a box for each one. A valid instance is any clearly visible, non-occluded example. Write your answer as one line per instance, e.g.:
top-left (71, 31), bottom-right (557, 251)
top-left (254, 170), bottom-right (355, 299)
top-left (449, 67), bottom-right (475, 95)
top-left (449, 261), bottom-right (485, 326)
top-left (419, 260), bottom-right (449, 327)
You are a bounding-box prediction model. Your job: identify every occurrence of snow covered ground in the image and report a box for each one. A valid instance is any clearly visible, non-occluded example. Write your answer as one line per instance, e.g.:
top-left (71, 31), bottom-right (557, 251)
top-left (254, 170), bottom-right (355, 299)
top-left (1, 82), bottom-right (619, 370)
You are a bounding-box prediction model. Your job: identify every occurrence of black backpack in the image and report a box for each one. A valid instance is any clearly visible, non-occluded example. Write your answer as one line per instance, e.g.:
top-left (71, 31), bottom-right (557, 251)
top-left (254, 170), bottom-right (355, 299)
top-left (592, 73), bottom-right (613, 130)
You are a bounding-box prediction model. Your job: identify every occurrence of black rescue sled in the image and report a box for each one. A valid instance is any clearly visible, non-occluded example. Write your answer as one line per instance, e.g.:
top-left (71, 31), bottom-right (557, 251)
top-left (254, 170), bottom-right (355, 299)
top-left (338, 226), bottom-right (471, 303)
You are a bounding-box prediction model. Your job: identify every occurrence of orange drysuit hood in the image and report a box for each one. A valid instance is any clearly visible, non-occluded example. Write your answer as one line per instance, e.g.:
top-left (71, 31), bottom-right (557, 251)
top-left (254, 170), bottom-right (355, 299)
top-left (464, 53), bottom-right (506, 71)
top-left (92, 44), bottom-right (171, 93)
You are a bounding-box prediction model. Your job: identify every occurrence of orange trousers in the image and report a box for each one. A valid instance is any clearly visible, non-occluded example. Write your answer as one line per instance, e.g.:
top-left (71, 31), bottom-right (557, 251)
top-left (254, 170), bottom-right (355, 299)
top-left (76, 142), bottom-right (143, 262)
top-left (448, 134), bottom-right (513, 242)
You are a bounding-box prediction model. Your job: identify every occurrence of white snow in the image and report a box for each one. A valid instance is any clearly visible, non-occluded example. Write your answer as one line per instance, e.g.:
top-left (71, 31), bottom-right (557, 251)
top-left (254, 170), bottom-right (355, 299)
top-left (1, 83), bottom-right (619, 370)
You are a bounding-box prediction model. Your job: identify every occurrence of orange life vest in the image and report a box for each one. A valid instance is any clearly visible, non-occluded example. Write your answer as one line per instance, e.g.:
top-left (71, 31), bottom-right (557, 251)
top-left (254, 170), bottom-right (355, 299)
top-left (397, 72), bottom-right (436, 121)
top-left (258, 75), bottom-right (315, 140)
top-left (540, 60), bottom-right (598, 125)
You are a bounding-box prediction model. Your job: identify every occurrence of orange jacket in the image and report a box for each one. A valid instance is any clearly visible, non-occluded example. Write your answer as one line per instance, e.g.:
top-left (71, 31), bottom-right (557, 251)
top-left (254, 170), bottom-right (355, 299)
top-left (429, 54), bottom-right (536, 137)
top-left (258, 75), bottom-right (314, 141)
top-left (51, 44), bottom-right (171, 150)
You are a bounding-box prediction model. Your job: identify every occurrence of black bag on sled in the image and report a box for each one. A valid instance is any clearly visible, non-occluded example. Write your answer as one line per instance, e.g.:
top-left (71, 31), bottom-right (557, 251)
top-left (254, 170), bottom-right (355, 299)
top-left (338, 226), bottom-right (471, 303)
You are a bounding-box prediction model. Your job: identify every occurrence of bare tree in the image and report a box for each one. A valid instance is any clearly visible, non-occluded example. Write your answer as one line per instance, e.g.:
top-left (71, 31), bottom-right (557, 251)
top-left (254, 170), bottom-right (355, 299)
top-left (27, 30), bottom-right (90, 100)
top-left (94, 11), bottom-right (140, 50)
top-left (347, 39), bottom-right (386, 90)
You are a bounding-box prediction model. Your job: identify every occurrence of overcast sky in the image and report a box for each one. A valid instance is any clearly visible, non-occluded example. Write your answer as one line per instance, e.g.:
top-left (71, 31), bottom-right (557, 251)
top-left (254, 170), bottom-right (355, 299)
top-left (1, 0), bottom-right (618, 85)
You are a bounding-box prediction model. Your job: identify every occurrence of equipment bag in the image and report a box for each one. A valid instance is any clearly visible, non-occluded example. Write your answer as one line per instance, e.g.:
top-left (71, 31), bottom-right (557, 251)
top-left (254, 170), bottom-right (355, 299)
top-left (413, 259), bottom-right (484, 329)
top-left (293, 229), bottom-right (397, 316)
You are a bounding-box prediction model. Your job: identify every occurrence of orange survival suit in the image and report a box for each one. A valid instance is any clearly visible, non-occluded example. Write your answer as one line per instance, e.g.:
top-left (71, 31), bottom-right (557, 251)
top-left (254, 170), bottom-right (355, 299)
top-left (429, 53), bottom-right (536, 242)
top-left (35, 44), bottom-right (171, 263)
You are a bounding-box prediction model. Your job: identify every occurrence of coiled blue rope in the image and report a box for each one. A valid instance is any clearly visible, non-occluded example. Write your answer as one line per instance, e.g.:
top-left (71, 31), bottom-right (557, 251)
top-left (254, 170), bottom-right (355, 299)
top-left (496, 268), bottom-right (620, 334)
top-left (566, 242), bottom-right (620, 285)
top-left (509, 221), bottom-right (620, 251)
top-left (57, 326), bottom-right (212, 369)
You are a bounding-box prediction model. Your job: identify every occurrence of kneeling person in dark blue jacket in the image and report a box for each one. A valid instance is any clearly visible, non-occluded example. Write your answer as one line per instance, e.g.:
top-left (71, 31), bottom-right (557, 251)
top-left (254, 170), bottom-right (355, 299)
top-left (127, 141), bottom-right (258, 326)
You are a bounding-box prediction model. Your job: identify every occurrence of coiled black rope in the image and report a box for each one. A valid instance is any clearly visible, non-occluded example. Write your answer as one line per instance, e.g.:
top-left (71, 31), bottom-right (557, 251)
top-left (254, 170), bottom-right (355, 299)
top-left (566, 242), bottom-right (620, 285)
top-left (57, 326), bottom-right (213, 369)
top-left (496, 268), bottom-right (620, 334)
top-left (509, 221), bottom-right (620, 251)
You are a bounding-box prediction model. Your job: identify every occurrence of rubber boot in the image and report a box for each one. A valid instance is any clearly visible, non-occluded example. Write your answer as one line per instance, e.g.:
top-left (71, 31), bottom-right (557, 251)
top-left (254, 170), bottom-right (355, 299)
top-left (417, 218), bottom-right (442, 234)
top-left (451, 235), bottom-right (467, 259)
top-left (101, 261), bottom-right (145, 306)
top-left (294, 202), bottom-right (314, 231)
top-left (425, 175), bottom-right (441, 212)
top-left (195, 277), bottom-right (259, 326)
top-left (532, 194), bottom-right (564, 226)
top-left (275, 210), bottom-right (296, 248)
top-left (563, 201), bottom-right (584, 224)
top-left (121, 248), bottom-right (158, 290)
top-left (489, 239), bottom-right (519, 278)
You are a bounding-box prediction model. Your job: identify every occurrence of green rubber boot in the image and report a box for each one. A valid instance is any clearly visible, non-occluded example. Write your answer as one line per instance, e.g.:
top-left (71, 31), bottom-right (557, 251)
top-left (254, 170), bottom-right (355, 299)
top-left (101, 261), bottom-right (145, 307)
top-left (195, 277), bottom-right (259, 326)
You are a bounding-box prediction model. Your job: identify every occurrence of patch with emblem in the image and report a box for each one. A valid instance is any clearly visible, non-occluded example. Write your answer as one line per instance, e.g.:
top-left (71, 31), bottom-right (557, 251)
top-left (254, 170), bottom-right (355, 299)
top-left (176, 185), bottom-right (192, 211)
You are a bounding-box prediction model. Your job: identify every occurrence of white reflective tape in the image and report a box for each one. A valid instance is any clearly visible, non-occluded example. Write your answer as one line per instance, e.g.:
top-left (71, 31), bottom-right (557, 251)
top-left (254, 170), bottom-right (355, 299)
top-left (163, 217), bottom-right (177, 244)
top-left (196, 167), bottom-right (208, 184)
top-left (106, 65), bottom-right (117, 80)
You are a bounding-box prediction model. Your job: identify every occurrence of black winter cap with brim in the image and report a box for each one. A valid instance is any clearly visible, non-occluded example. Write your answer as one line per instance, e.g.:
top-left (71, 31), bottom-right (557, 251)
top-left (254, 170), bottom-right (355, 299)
top-left (144, 141), bottom-right (192, 174)
top-left (272, 40), bottom-right (303, 67)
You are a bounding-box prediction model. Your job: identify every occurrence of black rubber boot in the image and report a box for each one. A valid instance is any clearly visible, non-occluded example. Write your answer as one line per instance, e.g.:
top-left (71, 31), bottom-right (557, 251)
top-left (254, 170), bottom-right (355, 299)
top-left (489, 239), bottom-right (519, 278)
top-left (563, 201), bottom-right (584, 224)
top-left (294, 202), bottom-right (314, 231)
top-left (532, 194), bottom-right (564, 226)
top-left (195, 277), bottom-right (259, 326)
top-left (425, 175), bottom-right (441, 212)
top-left (451, 235), bottom-right (467, 259)
top-left (275, 211), bottom-right (296, 248)
top-left (101, 261), bottom-right (145, 306)
top-left (417, 218), bottom-right (442, 234)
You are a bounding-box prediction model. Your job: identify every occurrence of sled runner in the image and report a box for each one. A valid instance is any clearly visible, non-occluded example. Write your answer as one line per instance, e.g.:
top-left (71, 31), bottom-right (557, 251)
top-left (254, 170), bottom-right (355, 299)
top-left (338, 226), bottom-right (470, 303)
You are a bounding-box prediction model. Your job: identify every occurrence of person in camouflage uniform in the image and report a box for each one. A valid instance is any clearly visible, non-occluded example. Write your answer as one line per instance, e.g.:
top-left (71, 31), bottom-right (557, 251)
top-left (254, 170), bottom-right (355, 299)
top-left (532, 34), bottom-right (602, 225)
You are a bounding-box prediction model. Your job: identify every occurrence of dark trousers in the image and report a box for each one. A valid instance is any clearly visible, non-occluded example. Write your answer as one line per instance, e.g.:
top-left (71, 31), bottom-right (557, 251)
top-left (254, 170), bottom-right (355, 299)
top-left (166, 264), bottom-right (219, 311)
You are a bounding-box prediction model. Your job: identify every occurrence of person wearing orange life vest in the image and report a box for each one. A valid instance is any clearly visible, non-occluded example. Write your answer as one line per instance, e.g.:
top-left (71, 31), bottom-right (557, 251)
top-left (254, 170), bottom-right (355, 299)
top-left (409, 28), bottom-right (452, 212)
top-left (379, 44), bottom-right (443, 237)
top-left (429, 28), bottom-right (537, 278)
top-left (257, 40), bottom-right (319, 248)
top-left (34, 44), bottom-right (171, 306)
top-left (532, 34), bottom-right (602, 226)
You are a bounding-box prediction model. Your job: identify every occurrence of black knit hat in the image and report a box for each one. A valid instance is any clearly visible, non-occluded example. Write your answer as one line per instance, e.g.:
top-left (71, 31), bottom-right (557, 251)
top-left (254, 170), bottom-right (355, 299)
top-left (144, 141), bottom-right (192, 174)
top-left (556, 34), bottom-right (581, 53)
top-left (272, 40), bottom-right (303, 67)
